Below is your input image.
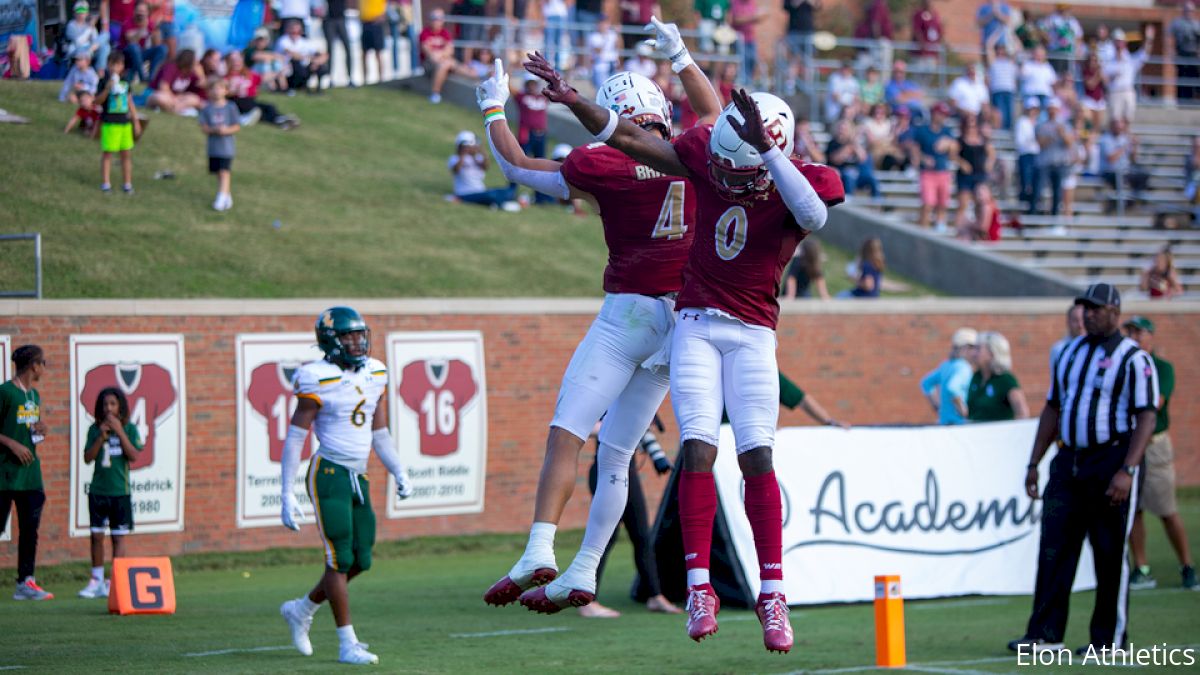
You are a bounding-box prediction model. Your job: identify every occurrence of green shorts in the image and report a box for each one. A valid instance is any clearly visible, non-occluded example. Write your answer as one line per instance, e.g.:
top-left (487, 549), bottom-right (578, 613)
top-left (100, 123), bottom-right (134, 153)
top-left (307, 455), bottom-right (376, 573)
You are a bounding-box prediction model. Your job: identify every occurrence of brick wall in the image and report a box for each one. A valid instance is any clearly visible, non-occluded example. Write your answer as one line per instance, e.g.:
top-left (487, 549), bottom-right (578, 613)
top-left (1, 299), bottom-right (1196, 567)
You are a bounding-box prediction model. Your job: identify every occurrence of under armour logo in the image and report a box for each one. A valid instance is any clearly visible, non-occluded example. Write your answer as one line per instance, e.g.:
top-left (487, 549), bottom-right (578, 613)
top-left (685, 553), bottom-right (698, 561)
top-left (608, 473), bottom-right (628, 487)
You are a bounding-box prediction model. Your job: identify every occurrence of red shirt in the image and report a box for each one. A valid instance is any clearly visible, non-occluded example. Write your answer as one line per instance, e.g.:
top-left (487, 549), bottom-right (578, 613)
top-left (226, 69), bottom-right (262, 98)
top-left (109, 0), bottom-right (138, 26)
top-left (560, 142), bottom-right (696, 296)
top-left (75, 106), bottom-right (100, 127)
top-left (911, 9), bottom-right (942, 56)
top-left (152, 61), bottom-right (203, 95)
top-left (515, 91), bottom-right (548, 141)
top-left (418, 27), bottom-right (452, 62)
top-left (672, 125), bottom-right (844, 329)
top-left (121, 18), bottom-right (157, 48)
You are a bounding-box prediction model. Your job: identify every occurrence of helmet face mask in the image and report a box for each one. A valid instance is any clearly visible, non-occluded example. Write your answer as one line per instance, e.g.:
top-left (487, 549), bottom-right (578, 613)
top-left (316, 307), bottom-right (371, 370)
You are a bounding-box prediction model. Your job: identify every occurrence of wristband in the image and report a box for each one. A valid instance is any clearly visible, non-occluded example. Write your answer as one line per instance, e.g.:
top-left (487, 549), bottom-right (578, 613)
top-left (669, 48), bottom-right (695, 73)
top-left (482, 105), bottom-right (506, 125)
top-left (594, 108), bottom-right (620, 143)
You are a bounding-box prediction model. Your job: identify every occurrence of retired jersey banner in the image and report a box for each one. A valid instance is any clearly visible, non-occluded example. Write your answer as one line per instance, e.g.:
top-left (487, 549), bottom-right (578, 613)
top-left (69, 335), bottom-right (187, 537)
top-left (713, 420), bottom-right (1097, 604)
top-left (386, 331), bottom-right (487, 519)
top-left (0, 336), bottom-right (9, 541)
top-left (235, 334), bottom-right (323, 528)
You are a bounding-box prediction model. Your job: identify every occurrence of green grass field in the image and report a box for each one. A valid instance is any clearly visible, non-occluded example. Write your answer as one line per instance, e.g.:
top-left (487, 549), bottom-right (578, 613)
top-left (4, 495), bottom-right (1198, 674)
top-left (0, 80), bottom-right (936, 299)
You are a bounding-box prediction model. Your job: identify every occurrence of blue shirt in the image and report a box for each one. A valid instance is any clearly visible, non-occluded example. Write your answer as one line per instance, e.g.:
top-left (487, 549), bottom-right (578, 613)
top-left (976, 2), bottom-right (1012, 47)
top-left (920, 357), bottom-right (974, 425)
top-left (850, 260), bottom-right (882, 297)
top-left (912, 124), bottom-right (954, 172)
top-left (885, 79), bottom-right (920, 108)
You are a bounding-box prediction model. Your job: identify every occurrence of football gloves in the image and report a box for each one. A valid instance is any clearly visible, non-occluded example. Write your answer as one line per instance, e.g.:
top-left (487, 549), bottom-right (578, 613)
top-left (477, 58), bottom-right (509, 112)
top-left (644, 17), bottom-right (694, 73)
top-left (281, 492), bottom-right (304, 531)
top-left (395, 470), bottom-right (414, 500)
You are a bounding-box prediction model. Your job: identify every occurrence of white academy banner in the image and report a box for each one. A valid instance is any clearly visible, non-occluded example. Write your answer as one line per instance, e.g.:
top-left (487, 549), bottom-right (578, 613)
top-left (69, 335), bottom-right (187, 537)
top-left (235, 334), bottom-right (323, 528)
top-left (713, 420), bottom-right (1096, 604)
top-left (1, 336), bottom-right (9, 541)
top-left (386, 331), bottom-right (487, 519)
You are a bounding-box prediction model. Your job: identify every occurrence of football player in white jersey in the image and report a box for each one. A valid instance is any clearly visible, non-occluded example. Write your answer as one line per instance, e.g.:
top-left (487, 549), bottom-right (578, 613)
top-left (278, 307), bottom-right (413, 666)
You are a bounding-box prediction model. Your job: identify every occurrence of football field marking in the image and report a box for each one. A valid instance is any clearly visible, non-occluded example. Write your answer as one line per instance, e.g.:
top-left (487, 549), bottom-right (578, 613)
top-left (910, 599), bottom-right (1011, 611)
top-left (0, 666), bottom-right (26, 671)
top-left (183, 646), bottom-right (293, 658)
top-left (449, 627), bottom-right (570, 639)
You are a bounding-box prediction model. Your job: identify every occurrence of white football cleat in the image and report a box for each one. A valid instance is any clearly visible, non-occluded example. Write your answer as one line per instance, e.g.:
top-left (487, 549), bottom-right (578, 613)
top-left (339, 642), bottom-right (379, 665)
top-left (280, 599), bottom-right (315, 656)
top-left (78, 578), bottom-right (105, 599)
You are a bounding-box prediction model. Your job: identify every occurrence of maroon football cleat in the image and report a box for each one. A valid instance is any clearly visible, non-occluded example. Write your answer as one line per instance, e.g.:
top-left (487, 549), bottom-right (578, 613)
top-left (518, 584), bottom-right (596, 614)
top-left (483, 567), bottom-right (557, 607)
top-left (685, 585), bottom-right (720, 642)
top-left (756, 592), bottom-right (794, 653)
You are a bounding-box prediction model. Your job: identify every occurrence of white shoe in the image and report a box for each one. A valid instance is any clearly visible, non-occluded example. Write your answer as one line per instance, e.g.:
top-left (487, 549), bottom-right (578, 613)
top-left (101, 579), bottom-right (110, 597)
top-left (239, 107), bottom-right (262, 127)
top-left (280, 599), bottom-right (315, 656)
top-left (429, 93), bottom-right (442, 104)
top-left (222, 194), bottom-right (233, 210)
top-left (339, 642), bottom-right (379, 665)
top-left (79, 578), bottom-right (105, 599)
top-left (212, 197), bottom-right (224, 211)
top-left (501, 200), bottom-right (521, 212)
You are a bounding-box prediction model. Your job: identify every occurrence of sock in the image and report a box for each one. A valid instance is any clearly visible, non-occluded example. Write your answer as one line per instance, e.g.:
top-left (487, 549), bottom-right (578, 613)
top-left (575, 442), bottom-right (634, 578)
top-left (744, 472), bottom-right (784, 585)
top-left (300, 596), bottom-right (321, 616)
top-left (760, 579), bottom-right (785, 595)
top-left (336, 624), bottom-right (358, 647)
top-left (680, 470), bottom-right (718, 584)
top-left (1138, 565), bottom-right (1151, 575)
top-left (523, 521), bottom-right (556, 562)
top-left (686, 569), bottom-right (711, 588)
top-left (92, 566), bottom-right (104, 581)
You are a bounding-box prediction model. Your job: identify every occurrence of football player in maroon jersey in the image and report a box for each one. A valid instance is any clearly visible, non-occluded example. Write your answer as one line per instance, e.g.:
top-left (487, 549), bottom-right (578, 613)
top-left (525, 51), bottom-right (844, 653)
top-left (478, 19), bottom-right (724, 617)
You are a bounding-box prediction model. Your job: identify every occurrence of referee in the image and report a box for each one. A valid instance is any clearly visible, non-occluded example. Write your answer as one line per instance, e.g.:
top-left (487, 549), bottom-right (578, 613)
top-left (1008, 283), bottom-right (1160, 655)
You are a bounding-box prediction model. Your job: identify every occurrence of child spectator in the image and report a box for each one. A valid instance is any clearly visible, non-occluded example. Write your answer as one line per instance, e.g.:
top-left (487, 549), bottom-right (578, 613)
top-left (65, 1), bottom-right (110, 78)
top-left (200, 48), bottom-right (225, 82)
top-left (514, 73), bottom-right (549, 159)
top-left (198, 79), bottom-right (241, 211)
top-left (859, 66), bottom-right (884, 107)
top-left (59, 54), bottom-right (100, 103)
top-left (78, 387), bottom-right (143, 599)
top-left (843, 237), bottom-right (885, 298)
top-left (96, 53), bottom-right (141, 194)
top-left (64, 91), bottom-right (101, 135)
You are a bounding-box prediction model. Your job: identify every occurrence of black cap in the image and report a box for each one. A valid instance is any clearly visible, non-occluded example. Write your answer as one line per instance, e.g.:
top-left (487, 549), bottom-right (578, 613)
top-left (1075, 282), bottom-right (1121, 308)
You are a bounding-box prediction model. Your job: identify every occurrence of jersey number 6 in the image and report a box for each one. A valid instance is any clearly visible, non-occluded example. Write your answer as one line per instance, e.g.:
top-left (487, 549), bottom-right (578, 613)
top-left (350, 399), bottom-right (367, 427)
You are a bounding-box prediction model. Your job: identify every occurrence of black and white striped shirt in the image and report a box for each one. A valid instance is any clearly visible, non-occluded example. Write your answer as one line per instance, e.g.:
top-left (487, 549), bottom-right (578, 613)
top-left (1047, 333), bottom-right (1159, 448)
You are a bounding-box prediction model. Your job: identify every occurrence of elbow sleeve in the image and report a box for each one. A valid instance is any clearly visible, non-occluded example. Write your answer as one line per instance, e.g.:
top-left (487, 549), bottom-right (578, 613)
top-left (762, 147), bottom-right (828, 231)
top-left (487, 130), bottom-right (571, 200)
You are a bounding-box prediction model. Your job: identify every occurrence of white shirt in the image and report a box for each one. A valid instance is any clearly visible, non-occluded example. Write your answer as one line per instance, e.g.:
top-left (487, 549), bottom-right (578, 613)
top-left (1103, 50), bottom-right (1147, 93)
top-left (1014, 116), bottom-right (1040, 155)
top-left (587, 29), bottom-right (619, 64)
top-left (623, 56), bottom-right (657, 79)
top-left (278, 0), bottom-right (310, 18)
top-left (277, 34), bottom-right (317, 64)
top-left (1019, 61), bottom-right (1057, 97)
top-left (827, 71), bottom-right (860, 106)
top-left (949, 75), bottom-right (989, 114)
top-left (988, 57), bottom-right (1017, 93)
top-left (542, 0), bottom-right (568, 19)
top-left (449, 152), bottom-right (487, 195)
top-left (294, 358), bottom-right (388, 474)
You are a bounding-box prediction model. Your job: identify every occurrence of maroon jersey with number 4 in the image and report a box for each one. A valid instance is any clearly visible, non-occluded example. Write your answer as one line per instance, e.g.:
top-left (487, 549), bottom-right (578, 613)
top-left (560, 142), bottom-right (696, 296)
top-left (673, 124), bottom-right (844, 329)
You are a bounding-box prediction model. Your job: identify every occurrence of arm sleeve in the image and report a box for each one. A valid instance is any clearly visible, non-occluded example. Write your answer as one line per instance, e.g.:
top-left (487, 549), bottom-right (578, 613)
top-left (280, 423), bottom-right (308, 497)
top-left (371, 427), bottom-right (406, 477)
top-left (761, 146), bottom-right (828, 231)
top-left (486, 130), bottom-right (570, 200)
top-left (778, 372), bottom-right (806, 409)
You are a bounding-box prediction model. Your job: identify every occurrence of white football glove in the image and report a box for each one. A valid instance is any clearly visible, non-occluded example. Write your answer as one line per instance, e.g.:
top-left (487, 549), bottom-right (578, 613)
top-left (476, 58), bottom-right (509, 112)
top-left (395, 470), bottom-right (414, 500)
top-left (281, 492), bottom-right (304, 531)
top-left (644, 16), bottom-right (694, 73)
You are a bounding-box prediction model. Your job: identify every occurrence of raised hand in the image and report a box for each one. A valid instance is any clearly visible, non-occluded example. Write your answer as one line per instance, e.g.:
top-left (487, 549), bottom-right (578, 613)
top-left (644, 16), bottom-right (693, 72)
top-left (523, 51), bottom-right (578, 105)
top-left (728, 88), bottom-right (774, 154)
top-left (476, 58), bottom-right (509, 112)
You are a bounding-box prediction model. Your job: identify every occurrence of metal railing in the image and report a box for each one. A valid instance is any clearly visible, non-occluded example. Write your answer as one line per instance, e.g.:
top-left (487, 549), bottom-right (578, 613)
top-left (0, 233), bottom-right (43, 299)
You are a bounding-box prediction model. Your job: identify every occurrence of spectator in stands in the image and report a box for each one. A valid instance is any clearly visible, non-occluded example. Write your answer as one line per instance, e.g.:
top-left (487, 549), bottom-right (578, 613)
top-left (277, 18), bottom-right (329, 94)
top-left (587, 16), bottom-right (621, 91)
top-left (1080, 51), bottom-right (1107, 135)
top-left (64, 90), bottom-right (100, 135)
top-left (1185, 136), bottom-right (1200, 208)
top-left (694, 0), bottom-right (729, 53)
top-left (826, 61), bottom-right (860, 123)
top-left (1099, 117), bottom-right (1150, 200)
top-left (949, 62), bottom-right (990, 120)
top-left (121, 2), bottom-right (166, 83)
top-left (66, 1), bottom-right (111, 80)
top-left (912, 0), bottom-right (944, 65)
top-left (1039, 4), bottom-right (1083, 74)
top-left (146, 48), bottom-right (203, 114)
top-left (731, 0), bottom-right (765, 85)
top-left (542, 0), bottom-right (569, 69)
top-left (623, 43), bottom-right (657, 80)
top-left (954, 113), bottom-right (995, 239)
top-left (1093, 24), bottom-right (1116, 63)
top-left (1015, 97), bottom-right (1041, 209)
top-left (575, 0), bottom-right (607, 52)
top-left (448, 130), bottom-right (521, 211)
top-left (714, 62), bottom-right (738, 105)
top-left (967, 331), bottom-right (1029, 422)
top-left (60, 54), bottom-right (100, 104)
top-left (360, 0), bottom-right (388, 86)
top-left (1013, 9), bottom-right (1042, 55)
top-left (826, 119), bottom-right (880, 198)
top-left (1019, 45), bottom-right (1057, 112)
top-left (225, 51), bottom-right (299, 130)
top-left (793, 117), bottom-right (826, 164)
top-left (245, 29), bottom-right (288, 92)
top-left (321, 0), bottom-right (352, 86)
top-left (455, 0), bottom-right (487, 67)
top-left (1031, 97), bottom-right (1074, 215)
top-left (921, 327), bottom-right (977, 425)
top-left (466, 47), bottom-right (495, 79)
top-left (1104, 26), bottom-right (1155, 124)
top-left (1061, 108), bottom-right (1087, 218)
top-left (976, 0), bottom-right (1013, 51)
top-left (986, 41), bottom-right (1017, 130)
top-left (854, 0), bottom-right (893, 42)
top-left (910, 102), bottom-right (956, 230)
top-left (784, 239), bottom-right (830, 299)
top-left (419, 9), bottom-right (459, 104)
top-left (783, 0), bottom-right (819, 95)
top-left (842, 237), bottom-right (885, 298)
top-left (863, 103), bottom-right (905, 171)
top-left (860, 66), bottom-right (884, 107)
top-left (619, 0), bottom-right (659, 49)
top-left (1170, 2), bottom-right (1200, 101)
top-left (1140, 246), bottom-right (1185, 299)
top-left (886, 60), bottom-right (925, 119)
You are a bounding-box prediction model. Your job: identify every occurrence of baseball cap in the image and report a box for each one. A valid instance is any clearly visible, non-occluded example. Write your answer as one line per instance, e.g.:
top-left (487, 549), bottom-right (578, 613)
top-left (455, 130), bottom-right (478, 146)
top-left (1075, 282), bottom-right (1121, 308)
top-left (1123, 316), bottom-right (1155, 333)
top-left (73, 0), bottom-right (89, 13)
top-left (951, 328), bottom-right (978, 347)
top-left (253, 26), bottom-right (271, 40)
top-left (931, 102), bottom-right (951, 116)
top-left (1024, 96), bottom-right (1041, 109)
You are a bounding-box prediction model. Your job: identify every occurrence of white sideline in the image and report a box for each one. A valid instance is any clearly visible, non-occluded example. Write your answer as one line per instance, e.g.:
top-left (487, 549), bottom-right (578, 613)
top-left (910, 599), bottom-right (1012, 611)
top-left (788, 656), bottom-right (1013, 675)
top-left (0, 667), bottom-right (27, 671)
top-left (183, 646), bottom-right (293, 658)
top-left (450, 627), bottom-right (569, 639)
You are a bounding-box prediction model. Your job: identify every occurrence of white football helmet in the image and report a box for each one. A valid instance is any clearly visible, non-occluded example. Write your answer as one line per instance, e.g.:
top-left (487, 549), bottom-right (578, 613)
top-left (707, 92), bottom-right (796, 198)
top-left (596, 71), bottom-right (673, 137)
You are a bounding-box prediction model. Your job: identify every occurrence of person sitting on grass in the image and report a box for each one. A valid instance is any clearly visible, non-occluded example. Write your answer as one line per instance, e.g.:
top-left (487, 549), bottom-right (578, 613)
top-left (96, 52), bottom-right (142, 194)
top-left (146, 49), bottom-right (205, 115)
top-left (277, 18), bottom-right (329, 95)
top-left (59, 53), bottom-right (100, 104)
top-left (64, 90), bottom-right (101, 136)
top-left (224, 50), bottom-right (299, 130)
top-left (447, 131), bottom-right (520, 211)
top-left (198, 79), bottom-right (241, 211)
top-left (244, 28), bottom-right (288, 92)
top-left (840, 237), bottom-right (885, 298)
